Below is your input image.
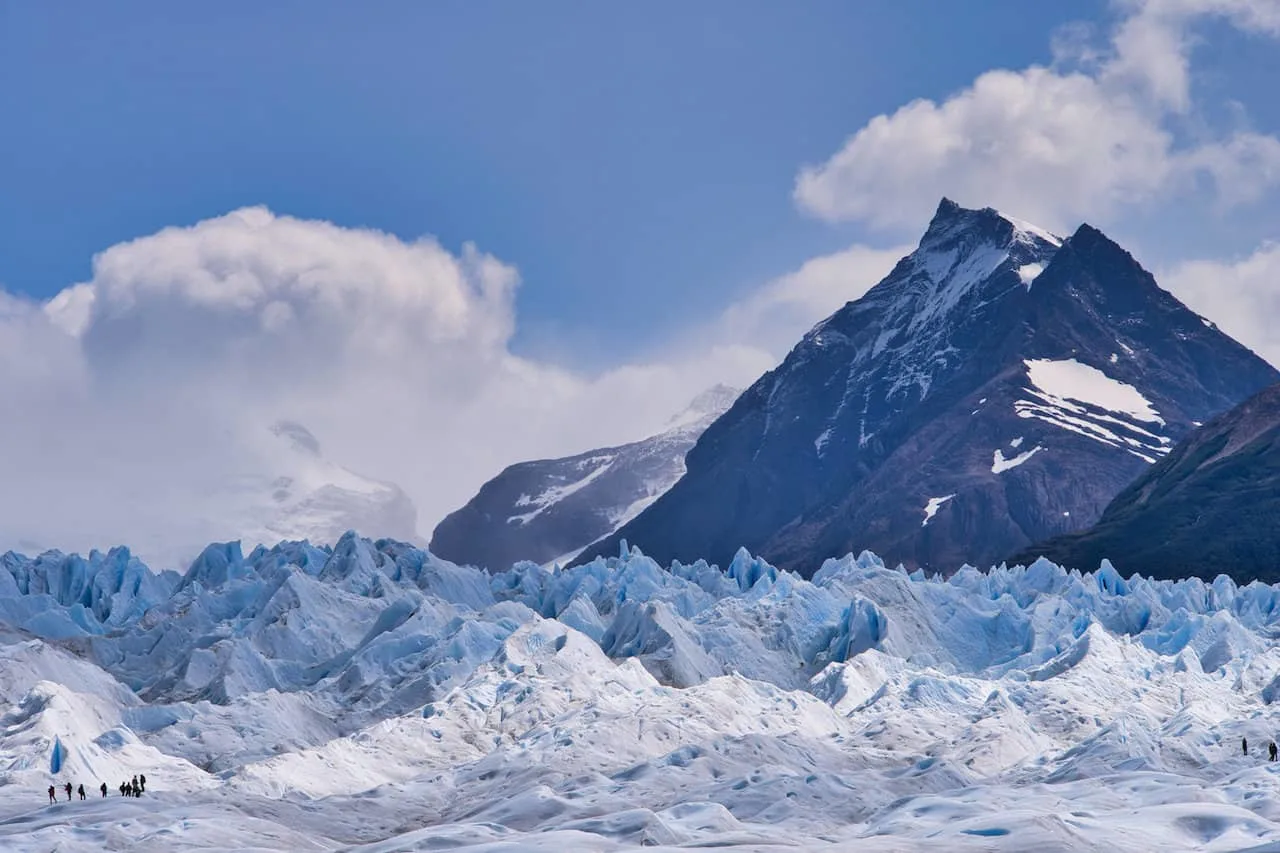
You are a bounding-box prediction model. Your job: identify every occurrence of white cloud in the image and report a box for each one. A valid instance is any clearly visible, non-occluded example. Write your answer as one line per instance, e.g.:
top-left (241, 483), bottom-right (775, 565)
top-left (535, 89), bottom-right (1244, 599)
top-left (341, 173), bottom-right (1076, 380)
top-left (0, 208), bottom-right (903, 567)
top-left (795, 0), bottom-right (1280, 233)
top-left (1160, 242), bottom-right (1280, 365)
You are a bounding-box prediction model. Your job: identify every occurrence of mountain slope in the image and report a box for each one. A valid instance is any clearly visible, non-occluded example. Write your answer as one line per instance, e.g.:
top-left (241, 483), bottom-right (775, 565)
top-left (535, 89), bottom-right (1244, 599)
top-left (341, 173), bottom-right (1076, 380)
top-left (430, 385), bottom-right (739, 569)
top-left (577, 199), bottom-right (1279, 574)
top-left (1015, 381), bottom-right (1280, 582)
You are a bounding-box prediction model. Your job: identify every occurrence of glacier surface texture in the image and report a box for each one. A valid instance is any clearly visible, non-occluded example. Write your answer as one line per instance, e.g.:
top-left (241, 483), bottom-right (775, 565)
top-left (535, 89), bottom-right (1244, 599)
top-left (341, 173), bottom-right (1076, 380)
top-left (3, 536), bottom-right (1280, 850)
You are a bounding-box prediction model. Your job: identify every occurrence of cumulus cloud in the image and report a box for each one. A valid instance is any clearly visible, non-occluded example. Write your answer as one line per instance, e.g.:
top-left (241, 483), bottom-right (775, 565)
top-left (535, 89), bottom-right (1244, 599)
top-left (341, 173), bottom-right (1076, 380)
top-left (794, 0), bottom-right (1280, 232)
top-left (0, 208), bottom-right (900, 567)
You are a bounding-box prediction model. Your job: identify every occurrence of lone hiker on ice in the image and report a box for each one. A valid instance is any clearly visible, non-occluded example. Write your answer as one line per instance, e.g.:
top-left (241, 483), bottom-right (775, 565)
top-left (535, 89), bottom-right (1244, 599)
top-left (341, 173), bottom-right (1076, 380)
top-left (1243, 737), bottom-right (1249, 756)
top-left (100, 782), bottom-right (108, 797)
top-left (77, 784), bottom-right (85, 801)
top-left (47, 786), bottom-right (55, 804)
top-left (1270, 742), bottom-right (1277, 762)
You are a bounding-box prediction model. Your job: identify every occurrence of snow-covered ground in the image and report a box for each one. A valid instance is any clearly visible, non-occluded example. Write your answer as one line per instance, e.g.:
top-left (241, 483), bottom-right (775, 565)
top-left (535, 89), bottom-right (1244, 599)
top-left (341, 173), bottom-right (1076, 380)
top-left (4, 537), bottom-right (1280, 850)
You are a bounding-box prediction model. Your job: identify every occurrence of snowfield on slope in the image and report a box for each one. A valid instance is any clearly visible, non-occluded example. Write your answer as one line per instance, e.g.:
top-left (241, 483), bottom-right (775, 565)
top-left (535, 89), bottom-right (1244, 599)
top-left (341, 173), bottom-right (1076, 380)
top-left (3, 537), bottom-right (1280, 850)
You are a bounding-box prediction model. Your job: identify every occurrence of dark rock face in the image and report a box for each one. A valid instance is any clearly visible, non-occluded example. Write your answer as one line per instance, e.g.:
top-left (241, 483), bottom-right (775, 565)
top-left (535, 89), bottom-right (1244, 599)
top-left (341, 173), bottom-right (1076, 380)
top-left (576, 200), bottom-right (1279, 575)
top-left (1015, 382), bottom-right (1280, 583)
top-left (429, 386), bottom-right (739, 570)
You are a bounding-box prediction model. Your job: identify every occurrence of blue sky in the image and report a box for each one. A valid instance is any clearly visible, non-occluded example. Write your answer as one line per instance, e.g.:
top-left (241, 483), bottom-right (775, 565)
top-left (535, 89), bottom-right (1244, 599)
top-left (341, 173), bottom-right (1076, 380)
top-left (3, 0), bottom-right (1280, 557)
top-left (2, 0), bottom-right (1123, 362)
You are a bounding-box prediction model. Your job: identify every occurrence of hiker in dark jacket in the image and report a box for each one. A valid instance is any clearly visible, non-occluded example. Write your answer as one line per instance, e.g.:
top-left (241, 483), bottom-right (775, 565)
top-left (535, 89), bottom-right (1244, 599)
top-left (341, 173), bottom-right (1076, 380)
top-left (1270, 741), bottom-right (1277, 762)
top-left (64, 782), bottom-right (72, 801)
top-left (139, 773), bottom-right (146, 791)
top-left (100, 782), bottom-right (108, 798)
top-left (1244, 737), bottom-right (1250, 756)
top-left (77, 784), bottom-right (85, 801)
top-left (119, 782), bottom-right (128, 798)
top-left (47, 785), bottom-right (56, 804)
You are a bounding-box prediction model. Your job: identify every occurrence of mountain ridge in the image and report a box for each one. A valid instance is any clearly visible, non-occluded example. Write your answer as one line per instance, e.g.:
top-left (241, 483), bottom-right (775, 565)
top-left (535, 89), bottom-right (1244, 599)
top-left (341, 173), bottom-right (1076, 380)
top-left (429, 385), bottom-right (739, 569)
top-left (1014, 380), bottom-right (1280, 581)
top-left (575, 199), bottom-right (1279, 574)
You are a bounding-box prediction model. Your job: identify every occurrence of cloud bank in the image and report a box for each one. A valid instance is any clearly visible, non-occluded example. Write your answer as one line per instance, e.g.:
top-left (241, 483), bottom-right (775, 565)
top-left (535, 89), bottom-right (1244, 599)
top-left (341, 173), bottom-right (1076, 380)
top-left (0, 208), bottom-right (901, 566)
top-left (794, 0), bottom-right (1280, 233)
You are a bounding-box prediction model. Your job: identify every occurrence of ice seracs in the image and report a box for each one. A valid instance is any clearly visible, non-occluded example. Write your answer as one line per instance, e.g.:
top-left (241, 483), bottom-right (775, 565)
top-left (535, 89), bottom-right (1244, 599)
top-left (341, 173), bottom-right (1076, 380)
top-left (6, 537), bottom-right (1280, 849)
top-left (6, 536), bottom-right (1280, 849)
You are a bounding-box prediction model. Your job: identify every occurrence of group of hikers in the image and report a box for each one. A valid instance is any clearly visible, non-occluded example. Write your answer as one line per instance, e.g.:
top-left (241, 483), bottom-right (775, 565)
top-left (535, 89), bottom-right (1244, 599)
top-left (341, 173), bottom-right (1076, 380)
top-left (47, 775), bottom-right (145, 803)
top-left (1241, 738), bottom-right (1279, 761)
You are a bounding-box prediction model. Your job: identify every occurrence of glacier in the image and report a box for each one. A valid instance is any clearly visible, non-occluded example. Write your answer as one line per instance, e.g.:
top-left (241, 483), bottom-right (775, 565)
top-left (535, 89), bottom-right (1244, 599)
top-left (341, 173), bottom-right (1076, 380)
top-left (4, 535), bottom-right (1280, 849)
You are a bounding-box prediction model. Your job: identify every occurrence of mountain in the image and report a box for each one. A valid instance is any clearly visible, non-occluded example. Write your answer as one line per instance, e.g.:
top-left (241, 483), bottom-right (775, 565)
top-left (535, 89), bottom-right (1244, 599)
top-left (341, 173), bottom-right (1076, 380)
top-left (233, 420), bottom-right (421, 551)
top-left (1015, 381), bottom-right (1280, 582)
top-left (429, 385), bottom-right (739, 569)
top-left (576, 199), bottom-right (1279, 574)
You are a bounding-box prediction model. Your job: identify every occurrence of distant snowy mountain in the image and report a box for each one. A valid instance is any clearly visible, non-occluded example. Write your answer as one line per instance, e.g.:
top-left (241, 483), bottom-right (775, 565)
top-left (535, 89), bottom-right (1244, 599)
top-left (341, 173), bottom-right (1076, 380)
top-left (0, 420), bottom-right (421, 571)
top-left (578, 199), bottom-right (1279, 574)
top-left (236, 420), bottom-right (420, 551)
top-left (430, 385), bottom-right (739, 569)
top-left (134, 420), bottom-right (421, 568)
top-left (1018, 381), bottom-right (1280, 581)
top-left (5, 537), bottom-right (1280, 849)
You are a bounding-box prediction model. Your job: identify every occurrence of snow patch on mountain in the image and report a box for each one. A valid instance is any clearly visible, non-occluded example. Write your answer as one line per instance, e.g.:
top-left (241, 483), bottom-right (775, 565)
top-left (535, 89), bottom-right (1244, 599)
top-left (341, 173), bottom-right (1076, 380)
top-left (991, 445), bottom-right (1042, 473)
top-left (998, 210), bottom-right (1064, 247)
top-left (1025, 359), bottom-right (1163, 423)
top-left (922, 495), bottom-right (954, 527)
top-left (1016, 359), bottom-right (1172, 463)
top-left (1015, 262), bottom-right (1043, 286)
top-left (509, 456), bottom-right (617, 525)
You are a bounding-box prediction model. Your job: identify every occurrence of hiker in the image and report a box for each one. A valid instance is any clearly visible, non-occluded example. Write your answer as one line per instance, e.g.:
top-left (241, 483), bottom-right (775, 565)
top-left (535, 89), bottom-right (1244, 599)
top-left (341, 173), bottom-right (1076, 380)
top-left (64, 782), bottom-right (72, 801)
top-left (100, 782), bottom-right (108, 798)
top-left (1244, 737), bottom-right (1249, 756)
top-left (47, 785), bottom-right (56, 804)
top-left (139, 773), bottom-right (146, 792)
top-left (77, 784), bottom-right (85, 801)
top-left (1271, 742), bottom-right (1277, 762)
top-left (119, 782), bottom-right (128, 798)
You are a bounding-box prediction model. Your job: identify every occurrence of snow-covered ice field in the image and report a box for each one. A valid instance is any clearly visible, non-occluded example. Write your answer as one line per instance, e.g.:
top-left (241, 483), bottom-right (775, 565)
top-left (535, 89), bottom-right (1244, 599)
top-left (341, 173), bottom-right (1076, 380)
top-left (4, 536), bottom-right (1280, 850)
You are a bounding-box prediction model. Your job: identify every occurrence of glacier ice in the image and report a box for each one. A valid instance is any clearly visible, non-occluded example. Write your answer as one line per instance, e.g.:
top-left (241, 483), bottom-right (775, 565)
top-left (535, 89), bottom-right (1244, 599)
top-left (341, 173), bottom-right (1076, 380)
top-left (5, 534), bottom-right (1280, 849)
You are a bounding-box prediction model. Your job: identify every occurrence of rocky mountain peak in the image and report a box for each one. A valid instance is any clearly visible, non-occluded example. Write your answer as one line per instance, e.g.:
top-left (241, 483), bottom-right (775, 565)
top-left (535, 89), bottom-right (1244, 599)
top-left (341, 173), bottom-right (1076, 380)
top-left (576, 201), bottom-right (1280, 575)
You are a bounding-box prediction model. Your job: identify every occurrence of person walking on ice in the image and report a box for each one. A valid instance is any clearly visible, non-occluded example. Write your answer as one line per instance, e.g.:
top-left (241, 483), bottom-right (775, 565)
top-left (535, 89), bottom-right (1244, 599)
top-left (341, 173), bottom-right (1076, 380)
top-left (47, 785), bottom-right (55, 804)
top-left (1270, 741), bottom-right (1277, 762)
top-left (100, 782), bottom-right (108, 797)
top-left (63, 782), bottom-right (72, 801)
top-left (1244, 736), bottom-right (1249, 756)
top-left (77, 784), bottom-right (85, 801)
